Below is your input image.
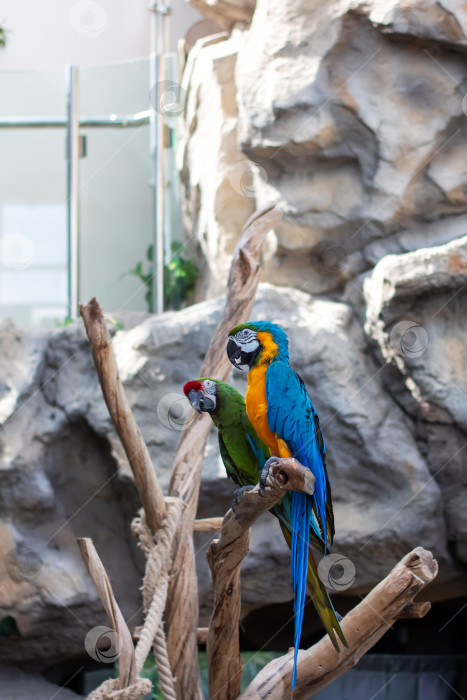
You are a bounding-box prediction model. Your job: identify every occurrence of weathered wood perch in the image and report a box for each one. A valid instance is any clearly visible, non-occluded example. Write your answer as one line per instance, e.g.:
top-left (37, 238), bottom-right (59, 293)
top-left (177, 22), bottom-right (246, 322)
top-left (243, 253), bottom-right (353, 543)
top-left (78, 204), bottom-right (282, 699)
top-left (79, 299), bottom-right (166, 534)
top-left (238, 548), bottom-right (438, 700)
top-left (193, 517), bottom-right (224, 532)
top-left (205, 457), bottom-right (438, 700)
top-left (207, 457), bottom-right (315, 700)
top-left (78, 537), bottom-right (138, 689)
top-left (164, 203), bottom-right (283, 698)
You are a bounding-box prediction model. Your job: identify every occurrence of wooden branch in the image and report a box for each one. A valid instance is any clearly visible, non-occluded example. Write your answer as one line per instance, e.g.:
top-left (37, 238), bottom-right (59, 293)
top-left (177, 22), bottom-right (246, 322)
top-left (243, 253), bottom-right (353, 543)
top-left (261, 456), bottom-right (315, 496)
top-left (197, 627), bottom-right (209, 645)
top-left (193, 517), bottom-right (224, 532)
top-left (206, 457), bottom-right (310, 700)
top-left (79, 299), bottom-right (166, 534)
top-left (164, 203), bottom-right (282, 699)
top-left (395, 602), bottom-right (431, 619)
top-left (78, 537), bottom-right (137, 689)
top-left (239, 547), bottom-right (438, 700)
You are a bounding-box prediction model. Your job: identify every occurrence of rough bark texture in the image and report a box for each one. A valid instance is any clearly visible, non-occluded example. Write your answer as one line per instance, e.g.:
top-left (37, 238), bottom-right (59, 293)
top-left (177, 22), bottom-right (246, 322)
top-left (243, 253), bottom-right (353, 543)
top-left (79, 299), bottom-right (167, 534)
top-left (239, 548), bottom-right (438, 700)
top-left (78, 537), bottom-right (137, 689)
top-left (164, 203), bottom-right (282, 699)
top-left (206, 457), bottom-right (316, 700)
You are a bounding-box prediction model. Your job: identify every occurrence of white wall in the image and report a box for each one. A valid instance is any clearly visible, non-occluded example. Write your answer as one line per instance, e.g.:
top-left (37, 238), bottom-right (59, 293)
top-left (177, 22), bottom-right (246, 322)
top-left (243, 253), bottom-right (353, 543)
top-left (0, 0), bottom-right (202, 70)
top-left (0, 0), bottom-right (203, 324)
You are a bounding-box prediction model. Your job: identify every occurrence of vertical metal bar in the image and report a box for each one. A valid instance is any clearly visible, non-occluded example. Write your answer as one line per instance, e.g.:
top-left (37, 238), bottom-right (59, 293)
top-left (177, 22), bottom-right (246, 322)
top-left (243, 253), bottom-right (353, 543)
top-left (156, 9), bottom-right (166, 315)
top-left (66, 65), bottom-right (80, 320)
top-left (150, 6), bottom-right (164, 315)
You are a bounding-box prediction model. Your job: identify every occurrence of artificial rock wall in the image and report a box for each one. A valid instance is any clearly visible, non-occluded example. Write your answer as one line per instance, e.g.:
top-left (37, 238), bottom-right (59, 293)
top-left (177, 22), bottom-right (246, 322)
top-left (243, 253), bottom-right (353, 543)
top-left (180, 0), bottom-right (467, 562)
top-left (1, 0), bottom-right (467, 672)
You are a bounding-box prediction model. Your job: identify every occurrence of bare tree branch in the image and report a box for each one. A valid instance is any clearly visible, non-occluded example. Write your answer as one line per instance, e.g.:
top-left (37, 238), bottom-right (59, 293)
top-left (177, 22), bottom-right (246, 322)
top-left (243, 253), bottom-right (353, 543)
top-left (164, 203), bottom-right (282, 698)
top-left (79, 299), bottom-right (166, 534)
top-left (238, 547), bottom-right (438, 700)
top-left (193, 517), bottom-right (224, 532)
top-left (206, 457), bottom-right (314, 700)
top-left (78, 537), bottom-right (137, 689)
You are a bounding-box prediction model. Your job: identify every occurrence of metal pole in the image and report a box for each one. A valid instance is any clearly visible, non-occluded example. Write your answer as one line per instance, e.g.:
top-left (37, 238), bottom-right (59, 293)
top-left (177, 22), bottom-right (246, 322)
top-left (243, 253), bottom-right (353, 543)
top-left (150, 5), bottom-right (163, 315)
top-left (156, 4), bottom-right (168, 315)
top-left (0, 111), bottom-right (152, 128)
top-left (66, 65), bottom-right (80, 320)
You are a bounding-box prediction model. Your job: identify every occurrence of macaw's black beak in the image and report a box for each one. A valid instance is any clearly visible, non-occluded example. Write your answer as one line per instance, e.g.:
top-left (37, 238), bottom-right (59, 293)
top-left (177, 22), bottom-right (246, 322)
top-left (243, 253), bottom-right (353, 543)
top-left (187, 390), bottom-right (215, 413)
top-left (227, 337), bottom-right (244, 370)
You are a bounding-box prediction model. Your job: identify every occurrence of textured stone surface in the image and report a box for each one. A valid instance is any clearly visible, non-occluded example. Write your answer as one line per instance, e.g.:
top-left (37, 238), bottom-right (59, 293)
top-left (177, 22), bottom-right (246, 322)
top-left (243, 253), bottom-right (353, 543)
top-left (178, 0), bottom-right (467, 619)
top-left (1, 284), bottom-right (466, 667)
top-left (181, 0), bottom-right (467, 297)
top-left (179, 31), bottom-right (255, 299)
top-left (364, 235), bottom-right (467, 564)
top-left (0, 666), bottom-right (83, 699)
top-left (187, 0), bottom-right (255, 31)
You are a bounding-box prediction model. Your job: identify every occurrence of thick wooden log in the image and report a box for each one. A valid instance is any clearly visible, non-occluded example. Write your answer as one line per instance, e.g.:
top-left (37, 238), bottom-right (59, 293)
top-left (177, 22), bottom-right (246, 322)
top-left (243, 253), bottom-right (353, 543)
top-left (206, 457), bottom-right (314, 700)
top-left (238, 547), bottom-right (438, 700)
top-left (164, 203), bottom-right (282, 699)
top-left (79, 299), bottom-right (166, 533)
top-left (78, 537), bottom-right (137, 689)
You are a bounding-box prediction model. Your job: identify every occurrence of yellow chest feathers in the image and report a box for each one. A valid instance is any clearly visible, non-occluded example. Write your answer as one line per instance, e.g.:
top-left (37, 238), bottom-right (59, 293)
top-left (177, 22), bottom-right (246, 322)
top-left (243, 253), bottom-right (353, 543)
top-left (244, 331), bottom-right (292, 457)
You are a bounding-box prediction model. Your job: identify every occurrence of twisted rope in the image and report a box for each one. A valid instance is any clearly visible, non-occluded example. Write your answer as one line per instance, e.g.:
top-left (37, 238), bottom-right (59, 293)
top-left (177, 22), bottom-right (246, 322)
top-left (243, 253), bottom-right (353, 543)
top-left (153, 624), bottom-right (177, 700)
top-left (134, 497), bottom-right (184, 698)
top-left (87, 497), bottom-right (184, 700)
top-left (88, 678), bottom-right (152, 700)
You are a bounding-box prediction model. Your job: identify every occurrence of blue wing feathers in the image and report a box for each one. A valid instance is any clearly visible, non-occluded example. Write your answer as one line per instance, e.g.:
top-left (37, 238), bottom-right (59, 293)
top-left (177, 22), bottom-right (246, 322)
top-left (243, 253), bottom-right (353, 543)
top-left (266, 362), bottom-right (330, 544)
top-left (266, 361), bottom-right (331, 691)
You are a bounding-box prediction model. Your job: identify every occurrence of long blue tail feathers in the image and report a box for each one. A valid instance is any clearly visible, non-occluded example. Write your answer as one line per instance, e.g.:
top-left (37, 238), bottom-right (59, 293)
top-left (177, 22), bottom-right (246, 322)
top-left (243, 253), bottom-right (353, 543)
top-left (291, 491), bottom-right (312, 691)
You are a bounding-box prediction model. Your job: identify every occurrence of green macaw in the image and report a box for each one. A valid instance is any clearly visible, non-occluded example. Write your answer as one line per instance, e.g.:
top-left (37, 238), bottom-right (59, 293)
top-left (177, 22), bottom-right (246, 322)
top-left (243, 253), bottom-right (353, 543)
top-left (183, 377), bottom-right (347, 652)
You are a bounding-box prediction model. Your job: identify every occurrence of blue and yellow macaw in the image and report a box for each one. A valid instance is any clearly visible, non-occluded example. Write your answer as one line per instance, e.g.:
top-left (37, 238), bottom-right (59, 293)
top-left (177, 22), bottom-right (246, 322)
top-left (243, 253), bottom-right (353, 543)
top-left (184, 377), bottom-right (345, 656)
top-left (227, 321), bottom-right (347, 689)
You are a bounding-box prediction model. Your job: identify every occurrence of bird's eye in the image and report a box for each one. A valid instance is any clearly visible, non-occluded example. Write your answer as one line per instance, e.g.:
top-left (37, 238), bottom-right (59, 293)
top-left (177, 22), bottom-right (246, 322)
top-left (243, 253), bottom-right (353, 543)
top-left (204, 380), bottom-right (212, 388)
top-left (242, 329), bottom-right (249, 338)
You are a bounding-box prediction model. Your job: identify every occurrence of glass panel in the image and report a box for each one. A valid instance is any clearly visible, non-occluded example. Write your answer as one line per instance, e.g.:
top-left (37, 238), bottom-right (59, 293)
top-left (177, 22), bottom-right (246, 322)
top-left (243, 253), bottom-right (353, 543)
top-left (0, 69), bottom-right (68, 326)
top-left (79, 59), bottom-right (153, 313)
top-left (0, 58), bottom-right (183, 324)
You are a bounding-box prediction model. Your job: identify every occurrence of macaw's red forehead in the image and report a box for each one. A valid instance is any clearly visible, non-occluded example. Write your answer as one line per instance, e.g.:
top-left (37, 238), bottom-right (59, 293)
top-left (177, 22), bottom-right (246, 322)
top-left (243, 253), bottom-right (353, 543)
top-left (183, 380), bottom-right (203, 396)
